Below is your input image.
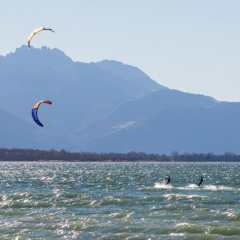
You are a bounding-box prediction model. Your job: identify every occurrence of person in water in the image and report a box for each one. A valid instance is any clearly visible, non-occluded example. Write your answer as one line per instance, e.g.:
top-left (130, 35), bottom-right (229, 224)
top-left (198, 176), bottom-right (203, 187)
top-left (164, 176), bottom-right (170, 185)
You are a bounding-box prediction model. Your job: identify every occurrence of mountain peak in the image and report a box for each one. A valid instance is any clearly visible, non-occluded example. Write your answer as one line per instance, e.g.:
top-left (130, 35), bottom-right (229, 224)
top-left (91, 59), bottom-right (165, 91)
top-left (5, 45), bottom-right (72, 66)
top-left (93, 59), bottom-right (148, 77)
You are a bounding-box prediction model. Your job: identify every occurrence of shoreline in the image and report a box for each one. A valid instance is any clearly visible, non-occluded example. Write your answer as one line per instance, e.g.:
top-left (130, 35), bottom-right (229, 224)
top-left (1, 160), bottom-right (240, 163)
top-left (1, 148), bottom-right (240, 162)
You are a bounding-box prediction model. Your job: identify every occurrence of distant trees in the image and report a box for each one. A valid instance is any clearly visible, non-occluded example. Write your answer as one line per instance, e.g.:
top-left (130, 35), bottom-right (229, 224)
top-left (0, 148), bottom-right (240, 162)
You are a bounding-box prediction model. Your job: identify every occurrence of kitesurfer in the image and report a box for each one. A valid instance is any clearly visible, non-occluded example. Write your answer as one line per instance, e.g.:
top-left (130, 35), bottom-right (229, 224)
top-left (198, 176), bottom-right (203, 187)
top-left (164, 176), bottom-right (170, 185)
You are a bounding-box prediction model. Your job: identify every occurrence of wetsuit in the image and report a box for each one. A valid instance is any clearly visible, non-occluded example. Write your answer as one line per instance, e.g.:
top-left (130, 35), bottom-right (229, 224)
top-left (165, 176), bottom-right (170, 185)
top-left (198, 176), bottom-right (203, 187)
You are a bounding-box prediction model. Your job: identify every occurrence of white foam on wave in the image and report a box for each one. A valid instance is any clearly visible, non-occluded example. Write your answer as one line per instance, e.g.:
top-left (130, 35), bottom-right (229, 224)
top-left (154, 183), bottom-right (173, 189)
top-left (0, 195), bottom-right (13, 208)
top-left (203, 185), bottom-right (234, 191)
top-left (109, 212), bottom-right (121, 217)
top-left (163, 193), bottom-right (208, 200)
top-left (154, 183), bottom-right (235, 191)
top-left (178, 184), bottom-right (198, 190)
top-left (90, 200), bottom-right (97, 205)
top-left (169, 233), bottom-right (185, 237)
top-left (175, 222), bottom-right (191, 228)
top-left (179, 184), bottom-right (234, 191)
top-left (225, 211), bottom-right (237, 218)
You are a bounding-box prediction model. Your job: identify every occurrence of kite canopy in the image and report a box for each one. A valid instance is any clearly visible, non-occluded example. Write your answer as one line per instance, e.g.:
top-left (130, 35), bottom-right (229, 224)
top-left (28, 27), bottom-right (55, 49)
top-left (32, 100), bottom-right (52, 127)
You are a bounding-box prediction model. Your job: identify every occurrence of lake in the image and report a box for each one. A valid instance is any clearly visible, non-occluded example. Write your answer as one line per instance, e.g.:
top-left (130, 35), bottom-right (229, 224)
top-left (0, 162), bottom-right (239, 239)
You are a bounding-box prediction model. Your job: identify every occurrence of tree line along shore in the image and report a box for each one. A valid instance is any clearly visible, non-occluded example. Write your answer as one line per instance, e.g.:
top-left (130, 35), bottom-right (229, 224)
top-left (0, 148), bottom-right (240, 162)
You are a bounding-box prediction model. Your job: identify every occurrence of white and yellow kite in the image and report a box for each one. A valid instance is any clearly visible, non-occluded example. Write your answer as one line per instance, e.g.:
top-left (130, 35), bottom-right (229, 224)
top-left (28, 27), bottom-right (55, 49)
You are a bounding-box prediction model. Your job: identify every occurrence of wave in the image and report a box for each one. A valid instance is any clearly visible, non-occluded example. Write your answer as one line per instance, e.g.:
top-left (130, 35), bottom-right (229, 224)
top-left (153, 183), bottom-right (236, 191)
top-left (169, 233), bottom-right (186, 237)
top-left (178, 184), bottom-right (235, 191)
top-left (163, 193), bottom-right (208, 200)
top-left (203, 185), bottom-right (234, 191)
top-left (154, 183), bottom-right (173, 189)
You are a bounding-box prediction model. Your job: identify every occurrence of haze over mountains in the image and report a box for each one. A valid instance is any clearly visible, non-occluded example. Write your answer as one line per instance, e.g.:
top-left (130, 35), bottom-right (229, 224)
top-left (1, 45), bottom-right (240, 154)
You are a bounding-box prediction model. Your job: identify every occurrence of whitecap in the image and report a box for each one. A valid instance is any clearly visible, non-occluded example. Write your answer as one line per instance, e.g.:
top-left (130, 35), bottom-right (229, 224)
top-left (178, 184), bottom-right (198, 190)
top-left (163, 193), bottom-right (207, 200)
top-left (225, 212), bottom-right (237, 218)
top-left (203, 185), bottom-right (234, 191)
top-left (187, 194), bottom-right (208, 199)
top-left (109, 212), bottom-right (121, 217)
top-left (175, 222), bottom-right (191, 228)
top-left (169, 233), bottom-right (185, 237)
top-left (154, 183), bottom-right (173, 189)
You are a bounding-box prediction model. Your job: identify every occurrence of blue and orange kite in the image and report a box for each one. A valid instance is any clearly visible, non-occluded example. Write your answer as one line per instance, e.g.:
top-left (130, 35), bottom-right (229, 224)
top-left (32, 100), bottom-right (52, 127)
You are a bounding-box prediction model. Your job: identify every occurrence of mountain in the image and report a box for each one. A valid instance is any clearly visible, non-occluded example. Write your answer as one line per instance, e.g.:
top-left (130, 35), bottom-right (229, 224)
top-left (87, 101), bottom-right (240, 154)
top-left (0, 47), bottom-right (161, 126)
top-left (1, 45), bottom-right (240, 154)
top-left (90, 60), bottom-right (168, 92)
top-left (0, 45), bottom-right (162, 150)
top-left (76, 89), bottom-right (218, 146)
top-left (0, 107), bottom-right (77, 150)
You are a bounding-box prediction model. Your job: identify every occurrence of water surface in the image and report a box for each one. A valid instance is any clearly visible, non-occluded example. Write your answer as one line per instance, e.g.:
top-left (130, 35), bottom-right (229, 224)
top-left (0, 162), bottom-right (239, 239)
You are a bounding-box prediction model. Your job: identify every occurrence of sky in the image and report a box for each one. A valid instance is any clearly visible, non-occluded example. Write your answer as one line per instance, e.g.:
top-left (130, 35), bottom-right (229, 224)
top-left (1, 0), bottom-right (240, 102)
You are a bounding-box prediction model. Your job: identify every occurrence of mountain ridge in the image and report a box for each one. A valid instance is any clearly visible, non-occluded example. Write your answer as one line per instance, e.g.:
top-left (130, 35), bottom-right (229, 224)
top-left (0, 45), bottom-right (239, 154)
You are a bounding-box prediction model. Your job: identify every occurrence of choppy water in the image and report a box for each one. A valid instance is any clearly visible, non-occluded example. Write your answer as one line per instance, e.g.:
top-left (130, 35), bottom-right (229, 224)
top-left (0, 162), bottom-right (240, 239)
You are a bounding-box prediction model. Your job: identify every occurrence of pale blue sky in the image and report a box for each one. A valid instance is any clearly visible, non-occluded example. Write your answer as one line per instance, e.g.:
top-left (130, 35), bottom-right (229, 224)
top-left (1, 0), bottom-right (240, 101)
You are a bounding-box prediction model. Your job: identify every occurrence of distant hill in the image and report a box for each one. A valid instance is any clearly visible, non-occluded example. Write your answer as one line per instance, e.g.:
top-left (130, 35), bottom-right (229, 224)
top-left (0, 46), bottom-right (161, 150)
top-left (87, 100), bottom-right (240, 154)
top-left (0, 107), bottom-right (77, 150)
top-left (0, 46), bottom-right (240, 154)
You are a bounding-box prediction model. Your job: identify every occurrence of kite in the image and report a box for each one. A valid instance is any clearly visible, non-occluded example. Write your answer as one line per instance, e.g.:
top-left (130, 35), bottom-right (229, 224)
top-left (28, 27), bottom-right (55, 49)
top-left (32, 100), bottom-right (52, 127)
